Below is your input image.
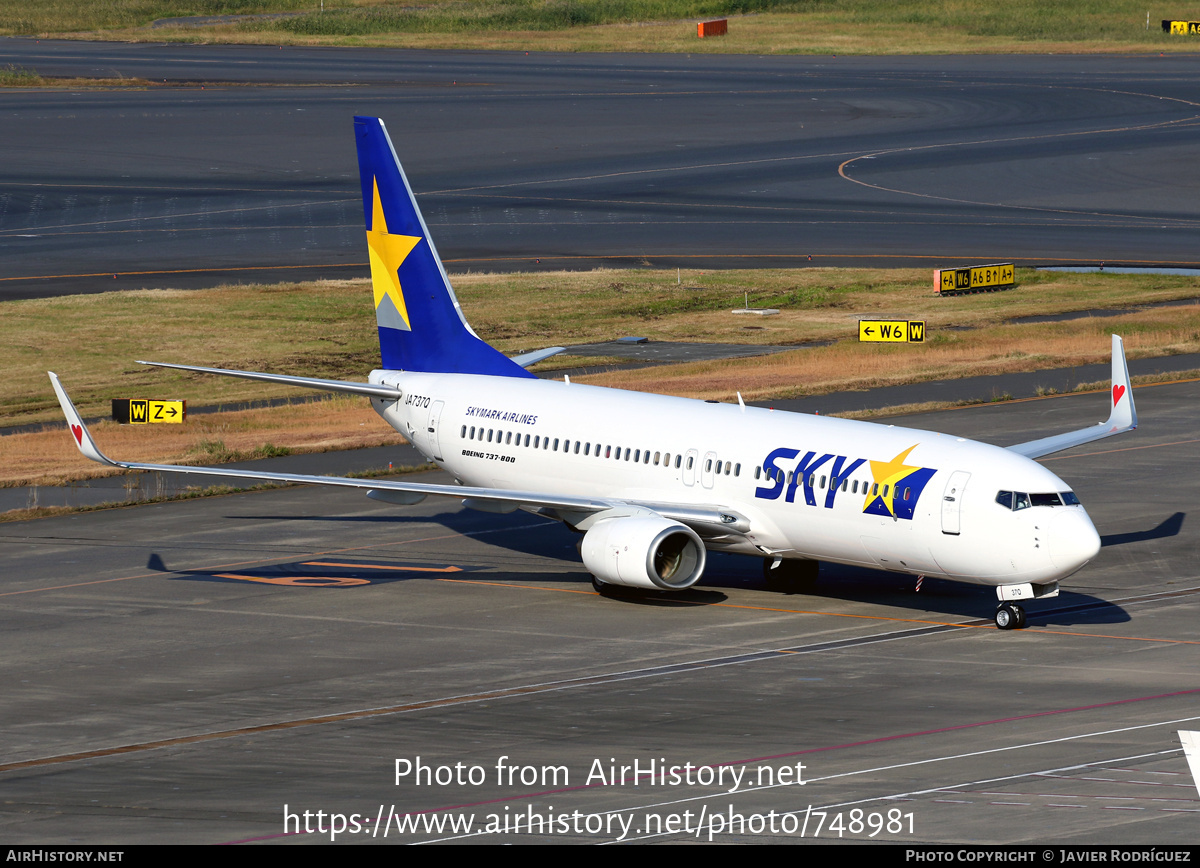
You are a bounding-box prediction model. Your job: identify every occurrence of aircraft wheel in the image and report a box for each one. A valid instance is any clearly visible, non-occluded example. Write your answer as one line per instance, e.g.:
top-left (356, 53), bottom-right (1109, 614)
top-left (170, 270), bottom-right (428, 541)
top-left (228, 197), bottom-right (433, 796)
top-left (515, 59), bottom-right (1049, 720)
top-left (590, 574), bottom-right (612, 596)
top-left (1012, 604), bottom-right (1027, 629)
top-left (995, 603), bottom-right (1017, 630)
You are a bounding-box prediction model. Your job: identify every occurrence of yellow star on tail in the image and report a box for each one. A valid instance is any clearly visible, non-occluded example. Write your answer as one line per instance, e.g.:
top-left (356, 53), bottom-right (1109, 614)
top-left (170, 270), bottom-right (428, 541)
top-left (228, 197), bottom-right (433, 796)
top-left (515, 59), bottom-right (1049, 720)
top-left (365, 178), bottom-right (421, 331)
top-left (864, 444), bottom-right (920, 517)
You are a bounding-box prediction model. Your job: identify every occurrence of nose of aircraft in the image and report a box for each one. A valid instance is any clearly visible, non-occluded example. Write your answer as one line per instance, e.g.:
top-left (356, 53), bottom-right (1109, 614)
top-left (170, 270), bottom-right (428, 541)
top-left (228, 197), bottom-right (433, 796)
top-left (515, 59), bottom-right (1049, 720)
top-left (1046, 508), bottom-right (1102, 575)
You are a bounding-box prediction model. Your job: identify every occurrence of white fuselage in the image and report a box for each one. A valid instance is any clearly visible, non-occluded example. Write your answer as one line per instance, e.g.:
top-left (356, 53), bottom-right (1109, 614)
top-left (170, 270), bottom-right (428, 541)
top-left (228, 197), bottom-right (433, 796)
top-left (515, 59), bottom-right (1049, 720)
top-left (370, 370), bottom-right (1102, 588)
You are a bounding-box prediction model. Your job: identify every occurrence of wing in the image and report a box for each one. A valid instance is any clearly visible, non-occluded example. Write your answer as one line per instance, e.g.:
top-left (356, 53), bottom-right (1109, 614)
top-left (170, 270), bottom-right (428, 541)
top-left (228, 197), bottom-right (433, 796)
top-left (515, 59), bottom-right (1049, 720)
top-left (49, 373), bottom-right (748, 534)
top-left (1007, 334), bottom-right (1138, 459)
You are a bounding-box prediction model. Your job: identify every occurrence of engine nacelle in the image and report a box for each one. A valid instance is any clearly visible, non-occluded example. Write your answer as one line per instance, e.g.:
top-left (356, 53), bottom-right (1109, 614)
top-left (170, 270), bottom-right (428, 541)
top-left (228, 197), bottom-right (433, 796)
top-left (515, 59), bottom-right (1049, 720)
top-left (580, 516), bottom-right (706, 591)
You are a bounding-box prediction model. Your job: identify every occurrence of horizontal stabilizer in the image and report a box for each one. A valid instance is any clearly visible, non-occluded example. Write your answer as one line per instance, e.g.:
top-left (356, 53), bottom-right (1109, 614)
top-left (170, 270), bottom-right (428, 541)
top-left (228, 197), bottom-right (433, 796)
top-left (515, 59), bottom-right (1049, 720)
top-left (509, 347), bottom-right (566, 368)
top-left (138, 360), bottom-right (402, 400)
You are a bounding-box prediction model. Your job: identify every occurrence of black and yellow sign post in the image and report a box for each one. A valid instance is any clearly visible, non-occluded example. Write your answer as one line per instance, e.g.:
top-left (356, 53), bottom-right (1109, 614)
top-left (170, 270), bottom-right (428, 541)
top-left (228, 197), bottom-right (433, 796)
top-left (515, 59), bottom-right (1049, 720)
top-left (1163, 19), bottom-right (1200, 34)
top-left (112, 399), bottom-right (187, 424)
top-left (859, 320), bottom-right (925, 343)
top-left (935, 263), bottom-right (1015, 296)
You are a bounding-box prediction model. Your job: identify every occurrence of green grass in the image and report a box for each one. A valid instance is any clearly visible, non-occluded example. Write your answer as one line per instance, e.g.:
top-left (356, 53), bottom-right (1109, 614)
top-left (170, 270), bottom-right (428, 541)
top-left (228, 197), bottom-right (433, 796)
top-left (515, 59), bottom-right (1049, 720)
top-left (2, 0), bottom-right (1198, 54)
top-left (5, 267), bottom-right (1200, 429)
top-left (188, 439), bottom-right (293, 461)
top-left (254, 0), bottom-right (806, 36)
top-left (0, 0), bottom-right (313, 34)
top-left (0, 64), bottom-right (42, 85)
top-left (239, 0), bottom-right (1190, 42)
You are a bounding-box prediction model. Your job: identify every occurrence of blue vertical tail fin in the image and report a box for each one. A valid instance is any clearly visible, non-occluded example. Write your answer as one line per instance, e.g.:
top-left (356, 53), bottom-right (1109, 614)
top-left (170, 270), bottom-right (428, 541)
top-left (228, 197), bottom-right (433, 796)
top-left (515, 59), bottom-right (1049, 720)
top-left (354, 116), bottom-right (532, 378)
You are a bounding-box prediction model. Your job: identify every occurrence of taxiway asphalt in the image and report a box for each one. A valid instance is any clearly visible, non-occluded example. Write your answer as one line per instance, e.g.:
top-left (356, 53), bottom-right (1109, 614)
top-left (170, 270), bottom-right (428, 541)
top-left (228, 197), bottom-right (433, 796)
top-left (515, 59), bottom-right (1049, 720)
top-left (2, 41), bottom-right (1200, 298)
top-left (1, 380), bottom-right (1196, 844)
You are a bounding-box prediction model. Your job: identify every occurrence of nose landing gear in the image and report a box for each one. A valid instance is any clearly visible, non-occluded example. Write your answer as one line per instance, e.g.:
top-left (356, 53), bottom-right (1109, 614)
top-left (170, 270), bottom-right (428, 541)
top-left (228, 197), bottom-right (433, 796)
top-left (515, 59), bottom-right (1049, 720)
top-left (995, 602), bottom-right (1027, 630)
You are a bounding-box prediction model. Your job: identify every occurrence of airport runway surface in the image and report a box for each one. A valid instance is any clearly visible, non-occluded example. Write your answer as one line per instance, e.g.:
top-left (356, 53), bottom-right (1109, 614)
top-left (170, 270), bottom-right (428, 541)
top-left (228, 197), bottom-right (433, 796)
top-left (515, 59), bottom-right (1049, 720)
top-left (1, 379), bottom-right (1196, 844)
top-left (2, 40), bottom-right (1200, 298)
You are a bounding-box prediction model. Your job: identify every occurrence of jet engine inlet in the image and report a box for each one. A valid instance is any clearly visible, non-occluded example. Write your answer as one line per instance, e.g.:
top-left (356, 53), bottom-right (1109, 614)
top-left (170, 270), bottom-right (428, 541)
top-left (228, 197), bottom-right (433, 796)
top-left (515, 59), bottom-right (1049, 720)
top-left (581, 516), bottom-right (706, 591)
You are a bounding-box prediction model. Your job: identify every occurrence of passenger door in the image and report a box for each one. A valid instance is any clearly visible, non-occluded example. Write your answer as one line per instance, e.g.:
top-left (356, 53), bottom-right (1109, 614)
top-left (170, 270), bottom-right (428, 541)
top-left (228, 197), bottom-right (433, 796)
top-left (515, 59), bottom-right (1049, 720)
top-left (941, 470), bottom-right (970, 535)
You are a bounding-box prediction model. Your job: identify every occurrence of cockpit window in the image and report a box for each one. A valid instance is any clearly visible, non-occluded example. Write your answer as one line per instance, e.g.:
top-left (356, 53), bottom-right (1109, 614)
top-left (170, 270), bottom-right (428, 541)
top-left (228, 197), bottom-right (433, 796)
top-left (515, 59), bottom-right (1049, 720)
top-left (1030, 492), bottom-right (1063, 507)
top-left (996, 490), bottom-right (1081, 510)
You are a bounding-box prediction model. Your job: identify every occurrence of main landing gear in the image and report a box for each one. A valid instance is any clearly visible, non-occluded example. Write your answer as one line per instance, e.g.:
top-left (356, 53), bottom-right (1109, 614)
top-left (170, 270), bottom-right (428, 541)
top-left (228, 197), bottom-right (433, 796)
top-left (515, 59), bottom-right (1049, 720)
top-left (994, 602), bottom-right (1027, 630)
top-left (591, 574), bottom-right (614, 597)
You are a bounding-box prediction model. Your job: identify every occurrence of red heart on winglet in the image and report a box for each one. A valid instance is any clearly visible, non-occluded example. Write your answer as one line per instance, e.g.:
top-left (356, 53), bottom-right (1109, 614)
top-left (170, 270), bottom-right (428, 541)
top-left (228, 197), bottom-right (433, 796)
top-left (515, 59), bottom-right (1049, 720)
top-left (71, 424), bottom-right (83, 446)
top-left (1112, 384), bottom-right (1125, 406)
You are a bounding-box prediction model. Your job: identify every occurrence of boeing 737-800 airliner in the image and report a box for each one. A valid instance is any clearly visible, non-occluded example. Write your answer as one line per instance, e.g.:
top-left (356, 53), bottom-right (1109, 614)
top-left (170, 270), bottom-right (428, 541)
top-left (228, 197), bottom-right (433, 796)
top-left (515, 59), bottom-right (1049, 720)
top-left (51, 116), bottom-right (1138, 630)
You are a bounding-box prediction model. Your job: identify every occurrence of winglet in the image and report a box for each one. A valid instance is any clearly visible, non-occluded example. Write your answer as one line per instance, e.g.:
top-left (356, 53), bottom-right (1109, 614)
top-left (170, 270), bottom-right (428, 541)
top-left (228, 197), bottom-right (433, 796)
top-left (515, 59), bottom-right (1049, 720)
top-left (1105, 333), bottom-right (1137, 433)
top-left (48, 372), bottom-right (119, 468)
top-left (1007, 334), bottom-right (1138, 459)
